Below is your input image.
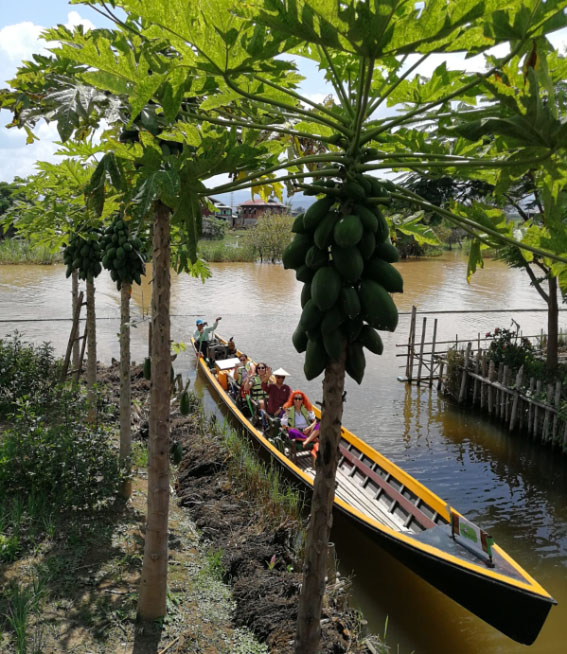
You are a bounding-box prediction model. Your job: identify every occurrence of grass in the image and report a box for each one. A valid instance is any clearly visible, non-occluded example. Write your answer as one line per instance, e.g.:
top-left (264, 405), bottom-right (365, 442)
top-left (0, 239), bottom-right (61, 265)
top-left (198, 231), bottom-right (257, 262)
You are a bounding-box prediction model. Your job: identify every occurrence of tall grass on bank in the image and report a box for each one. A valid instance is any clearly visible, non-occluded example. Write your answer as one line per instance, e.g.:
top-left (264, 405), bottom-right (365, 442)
top-left (198, 231), bottom-right (257, 262)
top-left (0, 239), bottom-right (61, 265)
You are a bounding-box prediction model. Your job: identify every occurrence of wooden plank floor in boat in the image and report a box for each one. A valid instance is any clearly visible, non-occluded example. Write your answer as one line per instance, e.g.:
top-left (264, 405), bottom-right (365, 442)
top-left (292, 452), bottom-right (407, 532)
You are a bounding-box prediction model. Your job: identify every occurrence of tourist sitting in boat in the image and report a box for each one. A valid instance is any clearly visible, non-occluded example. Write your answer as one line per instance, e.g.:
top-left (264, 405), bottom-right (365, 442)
top-left (260, 366), bottom-right (292, 418)
top-left (281, 390), bottom-right (319, 446)
top-left (194, 316), bottom-right (224, 360)
top-left (242, 362), bottom-right (268, 409)
top-left (233, 353), bottom-right (251, 386)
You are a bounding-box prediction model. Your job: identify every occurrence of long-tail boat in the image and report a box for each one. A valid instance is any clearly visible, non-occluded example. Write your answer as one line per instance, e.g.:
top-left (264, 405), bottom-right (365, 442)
top-left (191, 336), bottom-right (556, 645)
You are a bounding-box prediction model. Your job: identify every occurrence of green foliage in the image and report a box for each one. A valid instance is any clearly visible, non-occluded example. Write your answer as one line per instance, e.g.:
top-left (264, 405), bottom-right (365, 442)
top-left (0, 334), bottom-right (60, 415)
top-left (0, 389), bottom-right (121, 513)
top-left (0, 238), bottom-right (62, 264)
top-left (243, 212), bottom-right (295, 262)
top-left (201, 216), bottom-right (228, 240)
top-left (485, 327), bottom-right (535, 369)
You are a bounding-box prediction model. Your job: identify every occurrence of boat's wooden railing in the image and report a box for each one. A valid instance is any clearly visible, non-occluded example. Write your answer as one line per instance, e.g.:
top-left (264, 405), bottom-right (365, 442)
top-left (339, 444), bottom-right (436, 531)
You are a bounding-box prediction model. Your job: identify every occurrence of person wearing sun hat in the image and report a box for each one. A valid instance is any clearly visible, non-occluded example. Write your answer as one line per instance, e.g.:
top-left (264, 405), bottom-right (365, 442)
top-left (194, 316), bottom-right (222, 357)
top-left (260, 366), bottom-right (292, 417)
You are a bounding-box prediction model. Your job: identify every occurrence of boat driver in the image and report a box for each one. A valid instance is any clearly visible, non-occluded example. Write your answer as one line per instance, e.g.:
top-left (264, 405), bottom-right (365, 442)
top-left (194, 316), bottom-right (224, 360)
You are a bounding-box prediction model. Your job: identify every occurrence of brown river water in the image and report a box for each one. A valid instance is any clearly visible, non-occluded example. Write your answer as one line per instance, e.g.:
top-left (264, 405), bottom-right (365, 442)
top-left (1, 252), bottom-right (566, 654)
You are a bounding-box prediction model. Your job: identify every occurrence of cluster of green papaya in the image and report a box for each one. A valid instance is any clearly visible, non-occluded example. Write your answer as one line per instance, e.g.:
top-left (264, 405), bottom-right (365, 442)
top-left (283, 174), bottom-right (402, 384)
top-left (100, 218), bottom-right (146, 290)
top-left (63, 233), bottom-right (102, 281)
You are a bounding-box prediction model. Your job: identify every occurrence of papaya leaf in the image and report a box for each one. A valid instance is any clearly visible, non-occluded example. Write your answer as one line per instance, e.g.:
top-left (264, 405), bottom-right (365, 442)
top-left (467, 239), bottom-right (484, 283)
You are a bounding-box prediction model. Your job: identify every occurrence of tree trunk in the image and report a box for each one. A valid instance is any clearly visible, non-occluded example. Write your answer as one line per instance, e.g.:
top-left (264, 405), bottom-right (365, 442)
top-left (86, 277), bottom-right (97, 422)
top-left (138, 202), bottom-right (171, 620)
top-left (120, 282), bottom-right (133, 500)
top-left (72, 270), bottom-right (80, 371)
top-left (547, 275), bottom-right (559, 372)
top-left (295, 353), bottom-right (346, 654)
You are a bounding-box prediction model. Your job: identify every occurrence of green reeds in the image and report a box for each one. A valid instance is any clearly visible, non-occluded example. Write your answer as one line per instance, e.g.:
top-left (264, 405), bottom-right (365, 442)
top-left (222, 425), bottom-right (303, 529)
top-left (198, 231), bottom-right (257, 262)
top-left (0, 239), bottom-right (61, 265)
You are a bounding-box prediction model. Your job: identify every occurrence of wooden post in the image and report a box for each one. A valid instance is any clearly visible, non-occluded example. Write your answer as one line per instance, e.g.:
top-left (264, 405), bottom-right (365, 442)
top-left (480, 352), bottom-right (487, 410)
top-left (429, 318), bottom-right (438, 387)
top-left (496, 363), bottom-right (503, 417)
top-left (472, 349), bottom-right (480, 405)
top-left (406, 306), bottom-right (417, 382)
top-left (543, 384), bottom-right (554, 442)
top-left (487, 360), bottom-right (495, 415)
top-left (416, 317), bottom-right (427, 385)
top-left (509, 366), bottom-right (523, 432)
top-left (552, 381), bottom-right (562, 444)
top-left (459, 342), bottom-right (472, 404)
top-left (437, 360), bottom-right (445, 391)
top-left (503, 366), bottom-right (509, 421)
top-left (528, 377), bottom-right (535, 436)
top-left (534, 379), bottom-right (543, 439)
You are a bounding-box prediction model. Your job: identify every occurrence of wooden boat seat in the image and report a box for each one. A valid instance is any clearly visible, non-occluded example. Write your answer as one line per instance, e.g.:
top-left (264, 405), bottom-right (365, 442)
top-left (338, 444), bottom-right (436, 532)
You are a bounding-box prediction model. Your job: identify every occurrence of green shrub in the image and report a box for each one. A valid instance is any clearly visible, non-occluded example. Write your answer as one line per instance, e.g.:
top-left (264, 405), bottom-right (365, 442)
top-left (0, 333), bottom-right (60, 415)
top-left (0, 388), bottom-right (121, 512)
top-left (485, 327), bottom-right (534, 369)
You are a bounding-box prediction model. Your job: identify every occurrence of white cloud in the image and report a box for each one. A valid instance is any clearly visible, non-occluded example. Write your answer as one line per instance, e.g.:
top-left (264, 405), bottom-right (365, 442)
top-left (0, 12), bottom-right (96, 182)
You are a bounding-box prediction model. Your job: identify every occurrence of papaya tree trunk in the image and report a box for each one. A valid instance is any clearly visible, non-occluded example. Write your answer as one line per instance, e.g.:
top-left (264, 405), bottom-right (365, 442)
top-left (547, 275), bottom-right (558, 372)
top-left (295, 352), bottom-right (346, 654)
top-left (72, 270), bottom-right (80, 371)
top-left (138, 202), bottom-right (171, 620)
top-left (120, 282), bottom-right (132, 499)
top-left (86, 277), bottom-right (97, 422)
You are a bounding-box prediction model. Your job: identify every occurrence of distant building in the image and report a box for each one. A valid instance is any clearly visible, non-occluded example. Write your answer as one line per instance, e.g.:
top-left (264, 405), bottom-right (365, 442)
top-left (201, 197), bottom-right (233, 221)
top-left (235, 197), bottom-right (286, 227)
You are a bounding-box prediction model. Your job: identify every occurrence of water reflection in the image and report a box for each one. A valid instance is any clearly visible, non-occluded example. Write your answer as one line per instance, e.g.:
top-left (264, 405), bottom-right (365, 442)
top-left (1, 254), bottom-right (566, 653)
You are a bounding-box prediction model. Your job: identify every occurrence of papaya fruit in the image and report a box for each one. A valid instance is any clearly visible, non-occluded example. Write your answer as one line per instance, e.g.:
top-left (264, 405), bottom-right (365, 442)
top-left (304, 337), bottom-right (328, 380)
top-left (364, 258), bottom-right (403, 293)
top-left (357, 231), bottom-right (376, 261)
top-left (282, 233), bottom-right (312, 269)
top-left (369, 176), bottom-right (385, 198)
top-left (291, 212), bottom-right (306, 234)
top-left (343, 318), bottom-right (364, 342)
top-left (331, 245), bottom-right (364, 283)
top-left (340, 286), bottom-right (361, 319)
top-left (356, 175), bottom-right (372, 195)
top-left (359, 279), bottom-right (398, 332)
top-left (354, 204), bottom-right (378, 233)
top-left (296, 265), bottom-right (315, 283)
top-left (374, 240), bottom-right (400, 263)
top-left (300, 299), bottom-right (323, 331)
top-left (346, 342), bottom-right (365, 384)
top-left (311, 266), bottom-right (342, 311)
top-left (300, 283), bottom-right (311, 308)
top-left (333, 214), bottom-right (363, 248)
top-left (313, 211), bottom-right (340, 249)
top-left (342, 181), bottom-right (366, 203)
top-left (323, 328), bottom-right (345, 361)
top-left (292, 323), bottom-right (309, 353)
top-left (303, 195), bottom-right (335, 230)
top-left (305, 245), bottom-right (329, 270)
top-left (358, 325), bottom-right (384, 355)
top-left (143, 357), bottom-right (151, 380)
top-left (180, 390), bottom-right (190, 416)
top-left (373, 206), bottom-right (390, 243)
top-left (321, 305), bottom-right (346, 333)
